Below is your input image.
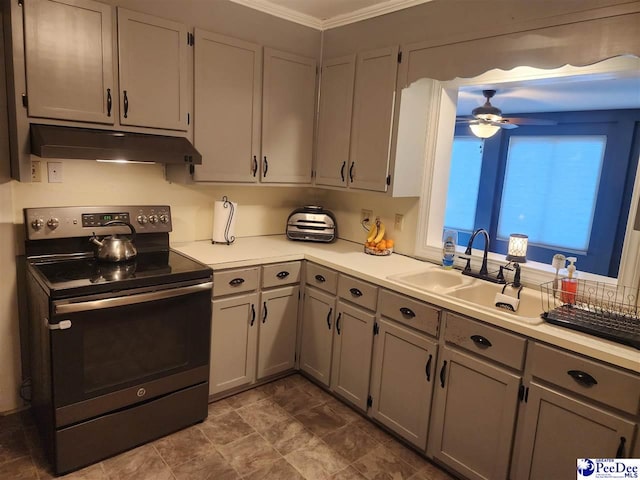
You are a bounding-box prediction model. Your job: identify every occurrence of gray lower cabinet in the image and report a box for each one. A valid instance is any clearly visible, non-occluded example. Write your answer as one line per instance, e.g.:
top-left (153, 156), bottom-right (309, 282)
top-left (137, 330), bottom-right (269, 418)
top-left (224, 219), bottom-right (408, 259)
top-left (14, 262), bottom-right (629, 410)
top-left (514, 383), bottom-right (636, 480)
top-left (429, 346), bottom-right (521, 480)
top-left (210, 292), bottom-right (259, 395)
top-left (330, 300), bottom-right (375, 411)
top-left (299, 286), bottom-right (336, 386)
top-left (369, 317), bottom-right (437, 449)
top-left (257, 285), bottom-right (299, 379)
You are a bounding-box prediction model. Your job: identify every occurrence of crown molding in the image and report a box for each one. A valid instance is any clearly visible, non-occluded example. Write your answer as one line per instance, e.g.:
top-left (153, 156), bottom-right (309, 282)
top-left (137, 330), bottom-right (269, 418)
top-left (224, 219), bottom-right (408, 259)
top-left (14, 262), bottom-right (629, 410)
top-left (228, 0), bottom-right (434, 31)
top-left (228, 0), bottom-right (324, 29)
top-left (322, 0), bottom-right (433, 29)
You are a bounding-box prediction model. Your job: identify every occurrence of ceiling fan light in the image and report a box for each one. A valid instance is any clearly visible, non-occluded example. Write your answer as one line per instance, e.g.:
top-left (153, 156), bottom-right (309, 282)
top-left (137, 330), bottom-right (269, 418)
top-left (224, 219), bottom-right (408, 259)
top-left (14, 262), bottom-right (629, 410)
top-left (470, 123), bottom-right (500, 138)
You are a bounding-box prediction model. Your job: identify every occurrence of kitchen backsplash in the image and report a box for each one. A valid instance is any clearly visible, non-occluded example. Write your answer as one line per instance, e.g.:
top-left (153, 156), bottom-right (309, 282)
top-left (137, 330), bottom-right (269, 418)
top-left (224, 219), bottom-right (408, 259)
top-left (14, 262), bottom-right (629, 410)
top-left (11, 159), bottom-right (419, 253)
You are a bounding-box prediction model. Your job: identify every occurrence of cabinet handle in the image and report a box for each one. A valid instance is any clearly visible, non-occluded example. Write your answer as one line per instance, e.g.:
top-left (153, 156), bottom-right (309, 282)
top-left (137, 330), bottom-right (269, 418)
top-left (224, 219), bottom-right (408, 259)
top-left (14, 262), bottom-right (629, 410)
top-left (315, 274), bottom-right (326, 283)
top-left (340, 161), bottom-right (346, 182)
top-left (425, 354), bottom-right (432, 382)
top-left (252, 156), bottom-right (258, 177)
top-left (470, 334), bottom-right (492, 348)
top-left (349, 162), bottom-right (355, 183)
top-left (399, 307), bottom-right (415, 318)
top-left (250, 304), bottom-right (256, 326)
top-left (336, 313), bottom-right (342, 335)
top-left (229, 278), bottom-right (245, 286)
top-left (440, 360), bottom-right (447, 388)
top-left (349, 288), bottom-right (362, 297)
top-left (326, 307), bottom-right (332, 330)
top-left (262, 302), bottom-right (268, 323)
top-left (123, 90), bottom-right (129, 118)
top-left (567, 369), bottom-right (598, 387)
top-left (276, 271), bottom-right (290, 279)
top-left (263, 156), bottom-right (268, 177)
top-left (616, 436), bottom-right (626, 458)
top-left (106, 88), bottom-right (112, 117)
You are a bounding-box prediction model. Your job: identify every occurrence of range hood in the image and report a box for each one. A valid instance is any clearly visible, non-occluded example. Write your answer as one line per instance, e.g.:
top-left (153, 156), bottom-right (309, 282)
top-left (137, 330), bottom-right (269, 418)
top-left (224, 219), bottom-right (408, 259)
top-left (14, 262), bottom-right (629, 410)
top-left (30, 124), bottom-right (202, 165)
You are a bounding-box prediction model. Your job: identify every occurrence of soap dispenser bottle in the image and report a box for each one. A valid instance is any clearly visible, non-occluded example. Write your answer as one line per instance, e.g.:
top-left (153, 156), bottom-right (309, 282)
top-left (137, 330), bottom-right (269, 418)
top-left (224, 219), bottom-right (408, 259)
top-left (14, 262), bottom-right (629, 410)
top-left (442, 229), bottom-right (457, 269)
top-left (561, 257), bottom-right (578, 304)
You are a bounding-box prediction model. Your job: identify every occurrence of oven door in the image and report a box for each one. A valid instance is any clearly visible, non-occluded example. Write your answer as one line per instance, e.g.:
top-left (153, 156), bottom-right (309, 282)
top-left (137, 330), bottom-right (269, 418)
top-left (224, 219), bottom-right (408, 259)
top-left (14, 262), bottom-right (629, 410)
top-left (48, 280), bottom-right (212, 428)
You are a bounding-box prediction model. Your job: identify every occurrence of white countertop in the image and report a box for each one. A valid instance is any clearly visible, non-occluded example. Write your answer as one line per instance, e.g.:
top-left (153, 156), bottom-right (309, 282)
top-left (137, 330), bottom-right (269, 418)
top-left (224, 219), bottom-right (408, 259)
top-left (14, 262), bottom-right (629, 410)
top-left (173, 236), bottom-right (640, 374)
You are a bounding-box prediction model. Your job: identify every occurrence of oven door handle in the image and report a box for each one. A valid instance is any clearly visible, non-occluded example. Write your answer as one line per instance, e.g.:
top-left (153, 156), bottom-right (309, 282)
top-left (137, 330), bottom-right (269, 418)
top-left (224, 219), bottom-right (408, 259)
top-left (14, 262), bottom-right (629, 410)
top-left (54, 281), bottom-right (213, 315)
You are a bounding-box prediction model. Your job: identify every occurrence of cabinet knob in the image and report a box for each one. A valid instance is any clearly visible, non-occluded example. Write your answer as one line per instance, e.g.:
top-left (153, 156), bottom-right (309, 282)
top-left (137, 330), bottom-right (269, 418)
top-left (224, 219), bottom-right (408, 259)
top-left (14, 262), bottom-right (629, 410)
top-left (250, 304), bottom-right (256, 326)
top-left (349, 288), bottom-right (362, 297)
top-left (276, 271), bottom-right (290, 279)
top-left (336, 313), bottom-right (342, 335)
top-left (315, 274), bottom-right (326, 283)
top-left (326, 307), bottom-right (332, 330)
top-left (340, 161), bottom-right (346, 182)
top-left (567, 369), bottom-right (598, 387)
top-left (123, 90), bottom-right (129, 118)
top-left (106, 88), bottom-right (112, 117)
top-left (425, 354), bottom-right (433, 382)
top-left (470, 335), bottom-right (492, 348)
top-left (399, 307), bottom-right (415, 318)
top-left (229, 278), bottom-right (245, 286)
top-left (262, 302), bottom-right (268, 323)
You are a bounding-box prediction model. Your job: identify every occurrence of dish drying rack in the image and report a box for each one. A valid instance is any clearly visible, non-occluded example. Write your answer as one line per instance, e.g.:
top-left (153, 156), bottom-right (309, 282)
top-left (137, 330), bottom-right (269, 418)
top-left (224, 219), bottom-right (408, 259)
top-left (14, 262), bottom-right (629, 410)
top-left (540, 279), bottom-right (640, 349)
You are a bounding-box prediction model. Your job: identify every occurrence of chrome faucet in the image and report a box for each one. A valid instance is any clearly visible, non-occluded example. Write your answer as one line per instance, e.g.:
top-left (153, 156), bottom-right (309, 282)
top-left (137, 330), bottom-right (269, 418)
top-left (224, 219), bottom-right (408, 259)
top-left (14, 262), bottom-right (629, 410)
top-left (462, 228), bottom-right (505, 284)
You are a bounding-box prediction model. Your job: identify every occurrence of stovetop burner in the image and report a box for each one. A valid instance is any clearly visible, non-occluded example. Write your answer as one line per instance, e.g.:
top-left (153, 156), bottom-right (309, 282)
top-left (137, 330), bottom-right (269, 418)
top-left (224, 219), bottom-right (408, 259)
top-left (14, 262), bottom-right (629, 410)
top-left (29, 250), bottom-right (211, 299)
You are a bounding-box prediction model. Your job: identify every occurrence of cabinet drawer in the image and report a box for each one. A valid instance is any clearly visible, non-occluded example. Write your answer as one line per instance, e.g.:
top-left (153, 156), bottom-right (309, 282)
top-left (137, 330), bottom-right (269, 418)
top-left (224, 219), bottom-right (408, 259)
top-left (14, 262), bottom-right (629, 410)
top-left (338, 274), bottom-right (378, 311)
top-left (305, 263), bottom-right (338, 294)
top-left (378, 289), bottom-right (440, 337)
top-left (262, 261), bottom-right (301, 288)
top-left (213, 267), bottom-right (259, 297)
top-left (444, 313), bottom-right (526, 371)
top-left (530, 342), bottom-right (640, 415)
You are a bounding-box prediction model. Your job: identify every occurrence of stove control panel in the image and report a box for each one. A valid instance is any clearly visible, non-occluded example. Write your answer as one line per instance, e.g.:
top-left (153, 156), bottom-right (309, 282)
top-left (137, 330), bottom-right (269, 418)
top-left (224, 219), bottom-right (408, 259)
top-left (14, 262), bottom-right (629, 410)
top-left (24, 206), bottom-right (172, 240)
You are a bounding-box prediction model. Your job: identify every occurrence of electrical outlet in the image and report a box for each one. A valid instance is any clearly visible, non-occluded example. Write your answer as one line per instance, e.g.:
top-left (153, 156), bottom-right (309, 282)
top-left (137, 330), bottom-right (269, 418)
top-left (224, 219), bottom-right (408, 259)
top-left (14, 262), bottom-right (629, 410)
top-left (47, 162), bottom-right (63, 183)
top-left (361, 209), bottom-right (373, 223)
top-left (394, 214), bottom-right (404, 231)
top-left (31, 160), bottom-right (41, 182)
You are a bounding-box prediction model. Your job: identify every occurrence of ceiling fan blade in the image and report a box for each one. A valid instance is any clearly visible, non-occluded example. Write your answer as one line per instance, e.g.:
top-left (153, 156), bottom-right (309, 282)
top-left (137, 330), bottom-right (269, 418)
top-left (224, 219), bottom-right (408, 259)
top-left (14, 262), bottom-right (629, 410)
top-left (496, 122), bottom-right (518, 130)
top-left (503, 117), bottom-right (558, 126)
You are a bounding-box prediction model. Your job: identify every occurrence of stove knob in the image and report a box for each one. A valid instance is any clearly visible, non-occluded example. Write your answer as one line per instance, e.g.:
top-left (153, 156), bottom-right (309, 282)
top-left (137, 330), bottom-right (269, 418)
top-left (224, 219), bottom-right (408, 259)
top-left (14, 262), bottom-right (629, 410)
top-left (137, 215), bottom-right (148, 225)
top-left (46, 218), bottom-right (59, 230)
top-left (159, 214), bottom-right (169, 224)
top-left (148, 214), bottom-right (159, 224)
top-left (31, 218), bottom-right (45, 231)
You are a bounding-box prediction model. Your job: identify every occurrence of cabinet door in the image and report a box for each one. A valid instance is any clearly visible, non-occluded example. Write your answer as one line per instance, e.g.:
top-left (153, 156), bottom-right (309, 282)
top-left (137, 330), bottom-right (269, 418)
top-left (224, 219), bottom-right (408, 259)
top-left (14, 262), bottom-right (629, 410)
top-left (299, 287), bottom-right (336, 386)
top-left (257, 286), bottom-right (299, 379)
top-left (369, 317), bottom-right (437, 449)
top-left (262, 48), bottom-right (316, 184)
top-left (349, 46), bottom-right (398, 192)
top-left (429, 347), bottom-right (520, 480)
top-left (23, 0), bottom-right (115, 123)
top-left (117, 8), bottom-right (189, 131)
top-left (515, 383), bottom-right (637, 480)
top-left (210, 293), bottom-right (258, 395)
top-left (193, 30), bottom-right (261, 182)
top-left (330, 301), bottom-right (374, 411)
top-left (315, 55), bottom-right (356, 188)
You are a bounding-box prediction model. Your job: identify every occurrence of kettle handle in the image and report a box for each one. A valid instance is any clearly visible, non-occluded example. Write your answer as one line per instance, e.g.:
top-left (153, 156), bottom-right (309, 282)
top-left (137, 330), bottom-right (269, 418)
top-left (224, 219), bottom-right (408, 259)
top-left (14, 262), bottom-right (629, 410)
top-left (101, 220), bottom-right (137, 240)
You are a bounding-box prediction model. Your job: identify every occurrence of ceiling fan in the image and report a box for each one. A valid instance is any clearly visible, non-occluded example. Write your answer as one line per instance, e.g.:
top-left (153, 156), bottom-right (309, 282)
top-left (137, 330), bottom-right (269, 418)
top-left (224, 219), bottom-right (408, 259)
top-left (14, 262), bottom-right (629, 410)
top-left (457, 89), bottom-right (557, 137)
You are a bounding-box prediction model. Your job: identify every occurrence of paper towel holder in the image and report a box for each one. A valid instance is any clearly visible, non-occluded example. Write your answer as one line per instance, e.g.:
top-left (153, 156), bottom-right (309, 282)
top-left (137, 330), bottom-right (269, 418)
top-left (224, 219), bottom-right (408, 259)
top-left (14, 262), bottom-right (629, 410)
top-left (213, 196), bottom-right (236, 245)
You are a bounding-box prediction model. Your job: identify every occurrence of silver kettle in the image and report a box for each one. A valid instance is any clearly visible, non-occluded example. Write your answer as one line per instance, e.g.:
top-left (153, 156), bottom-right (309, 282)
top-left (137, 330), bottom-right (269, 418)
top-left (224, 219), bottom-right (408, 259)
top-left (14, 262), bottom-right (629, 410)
top-left (90, 221), bottom-right (137, 262)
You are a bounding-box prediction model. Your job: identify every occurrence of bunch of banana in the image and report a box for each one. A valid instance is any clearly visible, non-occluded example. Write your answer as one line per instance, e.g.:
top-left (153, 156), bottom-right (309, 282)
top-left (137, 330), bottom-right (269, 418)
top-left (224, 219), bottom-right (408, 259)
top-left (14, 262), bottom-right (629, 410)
top-left (365, 218), bottom-right (394, 252)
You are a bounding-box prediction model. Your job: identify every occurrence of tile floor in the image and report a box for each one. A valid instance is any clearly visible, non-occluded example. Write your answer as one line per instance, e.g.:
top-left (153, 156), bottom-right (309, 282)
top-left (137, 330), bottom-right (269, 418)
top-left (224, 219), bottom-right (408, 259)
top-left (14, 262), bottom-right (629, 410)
top-left (0, 374), bottom-right (459, 480)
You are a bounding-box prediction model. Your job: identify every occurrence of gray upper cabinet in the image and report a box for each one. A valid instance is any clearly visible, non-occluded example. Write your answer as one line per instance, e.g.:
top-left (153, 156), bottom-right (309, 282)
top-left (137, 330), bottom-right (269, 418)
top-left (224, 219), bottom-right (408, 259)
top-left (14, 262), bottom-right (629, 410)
top-left (348, 46), bottom-right (399, 192)
top-left (117, 8), bottom-right (189, 131)
top-left (315, 55), bottom-right (356, 188)
top-left (261, 48), bottom-right (316, 184)
top-left (23, 0), bottom-right (115, 124)
top-left (193, 30), bottom-right (262, 182)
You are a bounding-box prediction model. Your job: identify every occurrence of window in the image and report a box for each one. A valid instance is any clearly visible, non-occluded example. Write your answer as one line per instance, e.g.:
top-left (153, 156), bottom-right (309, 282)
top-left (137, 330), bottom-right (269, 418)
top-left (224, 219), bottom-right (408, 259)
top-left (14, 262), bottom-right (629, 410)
top-left (445, 110), bottom-right (640, 277)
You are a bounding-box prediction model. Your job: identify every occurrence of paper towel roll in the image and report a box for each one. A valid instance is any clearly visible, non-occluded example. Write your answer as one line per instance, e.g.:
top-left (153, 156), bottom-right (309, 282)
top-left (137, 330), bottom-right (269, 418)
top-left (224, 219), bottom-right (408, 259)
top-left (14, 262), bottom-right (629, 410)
top-left (212, 199), bottom-right (237, 244)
